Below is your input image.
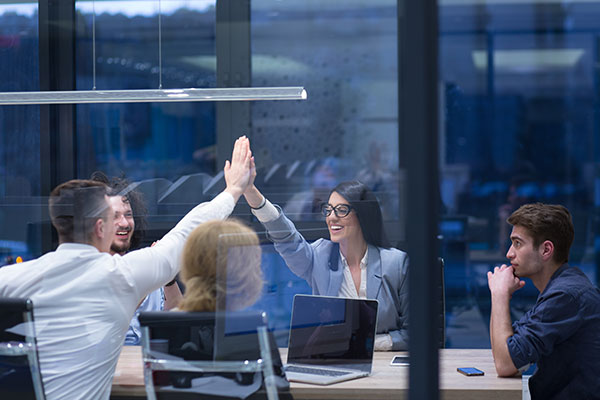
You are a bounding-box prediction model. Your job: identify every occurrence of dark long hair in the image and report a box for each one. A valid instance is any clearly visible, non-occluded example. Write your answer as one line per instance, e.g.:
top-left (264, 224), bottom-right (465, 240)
top-left (330, 180), bottom-right (390, 249)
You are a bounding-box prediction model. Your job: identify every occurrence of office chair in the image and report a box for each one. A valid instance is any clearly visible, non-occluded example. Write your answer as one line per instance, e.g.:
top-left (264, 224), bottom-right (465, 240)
top-left (0, 297), bottom-right (46, 400)
top-left (139, 311), bottom-right (291, 400)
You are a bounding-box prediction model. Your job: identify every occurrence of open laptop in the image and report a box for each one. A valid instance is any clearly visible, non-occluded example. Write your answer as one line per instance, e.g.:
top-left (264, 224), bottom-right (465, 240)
top-left (284, 294), bottom-right (379, 385)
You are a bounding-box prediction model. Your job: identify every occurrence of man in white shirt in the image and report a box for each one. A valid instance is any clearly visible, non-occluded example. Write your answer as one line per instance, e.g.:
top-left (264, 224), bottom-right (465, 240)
top-left (0, 136), bottom-right (253, 400)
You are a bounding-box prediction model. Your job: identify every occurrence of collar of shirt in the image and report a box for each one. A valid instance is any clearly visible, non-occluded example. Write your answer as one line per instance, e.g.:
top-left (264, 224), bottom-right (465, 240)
top-left (56, 242), bottom-right (100, 253)
top-left (338, 247), bottom-right (369, 298)
top-left (339, 247), bottom-right (369, 270)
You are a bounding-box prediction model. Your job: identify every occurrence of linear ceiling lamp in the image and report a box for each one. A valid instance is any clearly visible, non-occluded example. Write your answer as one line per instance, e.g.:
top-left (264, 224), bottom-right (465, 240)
top-left (0, 2), bottom-right (307, 106)
top-left (0, 87), bottom-right (307, 106)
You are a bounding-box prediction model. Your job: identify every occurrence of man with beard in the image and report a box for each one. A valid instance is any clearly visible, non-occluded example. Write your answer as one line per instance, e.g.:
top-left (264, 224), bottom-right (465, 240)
top-left (487, 203), bottom-right (600, 399)
top-left (91, 172), bottom-right (183, 345)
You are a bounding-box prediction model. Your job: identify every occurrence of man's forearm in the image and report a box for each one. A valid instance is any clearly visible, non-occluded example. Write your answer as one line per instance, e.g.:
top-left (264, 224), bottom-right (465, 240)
top-left (490, 293), bottom-right (518, 376)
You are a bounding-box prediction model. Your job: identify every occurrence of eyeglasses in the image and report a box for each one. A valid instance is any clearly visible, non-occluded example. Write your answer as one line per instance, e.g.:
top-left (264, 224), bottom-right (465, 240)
top-left (321, 203), bottom-right (353, 218)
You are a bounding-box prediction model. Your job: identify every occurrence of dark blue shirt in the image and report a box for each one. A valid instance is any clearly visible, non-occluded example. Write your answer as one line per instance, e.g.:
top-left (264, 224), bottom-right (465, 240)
top-left (507, 264), bottom-right (600, 400)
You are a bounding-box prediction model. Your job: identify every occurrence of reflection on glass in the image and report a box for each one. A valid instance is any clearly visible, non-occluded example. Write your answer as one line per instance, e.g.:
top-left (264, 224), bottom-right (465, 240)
top-left (440, 2), bottom-right (600, 348)
top-left (250, 1), bottom-right (401, 226)
top-left (0, 3), bottom-right (40, 265)
top-left (75, 1), bottom-right (219, 182)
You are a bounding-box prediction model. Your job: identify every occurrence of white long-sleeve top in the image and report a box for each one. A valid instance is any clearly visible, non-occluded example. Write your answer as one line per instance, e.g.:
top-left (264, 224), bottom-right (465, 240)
top-left (0, 192), bottom-right (234, 400)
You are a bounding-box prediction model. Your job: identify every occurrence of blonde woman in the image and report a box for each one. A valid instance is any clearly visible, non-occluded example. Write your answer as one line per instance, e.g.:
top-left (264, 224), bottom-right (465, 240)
top-left (165, 220), bottom-right (289, 397)
top-left (178, 219), bottom-right (264, 312)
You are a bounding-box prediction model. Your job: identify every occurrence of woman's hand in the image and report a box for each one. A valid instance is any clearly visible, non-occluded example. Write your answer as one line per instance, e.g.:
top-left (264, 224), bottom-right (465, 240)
top-left (243, 175), bottom-right (265, 209)
top-left (224, 136), bottom-right (253, 201)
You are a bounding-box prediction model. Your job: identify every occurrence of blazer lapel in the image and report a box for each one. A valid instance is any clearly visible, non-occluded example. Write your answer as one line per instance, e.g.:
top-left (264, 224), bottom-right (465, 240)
top-left (366, 244), bottom-right (382, 299)
top-left (326, 268), bottom-right (344, 296)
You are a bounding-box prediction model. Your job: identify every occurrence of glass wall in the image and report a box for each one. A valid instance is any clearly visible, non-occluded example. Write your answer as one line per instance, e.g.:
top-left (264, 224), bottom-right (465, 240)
top-left (0, 2), bottom-right (40, 263)
top-left (0, 0), bottom-right (408, 349)
top-left (250, 0), bottom-right (400, 223)
top-left (72, 0), bottom-right (403, 343)
top-left (2, 0), bottom-right (598, 357)
top-left (75, 1), bottom-right (218, 181)
top-left (439, 0), bottom-right (600, 347)
top-left (248, 1), bottom-right (402, 336)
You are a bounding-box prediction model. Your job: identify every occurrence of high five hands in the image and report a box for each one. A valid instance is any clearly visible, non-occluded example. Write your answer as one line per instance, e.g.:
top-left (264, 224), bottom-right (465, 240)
top-left (224, 136), bottom-right (254, 201)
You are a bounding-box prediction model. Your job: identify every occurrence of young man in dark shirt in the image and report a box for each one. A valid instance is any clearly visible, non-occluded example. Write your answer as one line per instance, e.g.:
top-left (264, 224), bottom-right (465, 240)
top-left (488, 203), bottom-right (600, 399)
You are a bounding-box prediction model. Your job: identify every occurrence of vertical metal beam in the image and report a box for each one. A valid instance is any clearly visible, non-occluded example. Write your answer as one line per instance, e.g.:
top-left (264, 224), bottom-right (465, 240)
top-left (39, 0), bottom-right (77, 252)
top-left (399, 0), bottom-right (440, 399)
top-left (216, 0), bottom-right (252, 166)
top-left (594, 35), bottom-right (600, 287)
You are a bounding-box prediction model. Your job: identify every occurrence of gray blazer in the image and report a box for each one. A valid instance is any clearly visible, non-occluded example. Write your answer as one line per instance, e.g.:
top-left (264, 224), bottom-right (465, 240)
top-left (262, 208), bottom-right (409, 351)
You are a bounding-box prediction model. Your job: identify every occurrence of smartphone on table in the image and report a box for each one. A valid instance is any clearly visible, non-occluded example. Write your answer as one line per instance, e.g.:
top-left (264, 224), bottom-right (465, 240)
top-left (457, 367), bottom-right (484, 376)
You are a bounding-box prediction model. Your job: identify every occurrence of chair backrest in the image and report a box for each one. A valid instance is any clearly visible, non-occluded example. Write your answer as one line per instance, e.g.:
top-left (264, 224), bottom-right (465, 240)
top-left (138, 311), bottom-right (288, 400)
top-left (0, 297), bottom-right (46, 400)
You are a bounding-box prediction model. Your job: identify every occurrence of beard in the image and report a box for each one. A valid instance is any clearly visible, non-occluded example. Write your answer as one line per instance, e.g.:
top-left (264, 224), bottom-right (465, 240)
top-left (111, 240), bottom-right (131, 255)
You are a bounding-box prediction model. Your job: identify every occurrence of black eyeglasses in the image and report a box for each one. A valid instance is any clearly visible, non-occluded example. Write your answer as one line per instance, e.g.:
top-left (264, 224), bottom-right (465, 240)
top-left (321, 203), bottom-right (353, 218)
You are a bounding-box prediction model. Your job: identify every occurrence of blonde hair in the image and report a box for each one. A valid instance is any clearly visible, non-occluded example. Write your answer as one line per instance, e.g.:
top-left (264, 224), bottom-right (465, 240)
top-left (178, 219), bottom-right (263, 312)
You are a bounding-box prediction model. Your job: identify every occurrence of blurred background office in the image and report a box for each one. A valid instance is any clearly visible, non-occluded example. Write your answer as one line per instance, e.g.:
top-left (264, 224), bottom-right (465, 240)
top-left (0, 0), bottom-right (598, 353)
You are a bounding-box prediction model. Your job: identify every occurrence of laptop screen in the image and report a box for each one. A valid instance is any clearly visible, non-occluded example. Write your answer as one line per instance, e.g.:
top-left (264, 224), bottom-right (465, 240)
top-left (287, 295), bottom-right (378, 373)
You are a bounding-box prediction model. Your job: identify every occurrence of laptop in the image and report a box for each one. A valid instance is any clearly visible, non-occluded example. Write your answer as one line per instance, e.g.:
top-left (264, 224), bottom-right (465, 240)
top-left (284, 294), bottom-right (379, 385)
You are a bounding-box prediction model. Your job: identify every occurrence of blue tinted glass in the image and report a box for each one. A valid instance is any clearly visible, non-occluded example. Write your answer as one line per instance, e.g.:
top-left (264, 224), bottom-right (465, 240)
top-left (75, 1), bottom-right (217, 181)
top-left (250, 1), bottom-right (401, 224)
top-left (0, 4), bottom-right (40, 264)
top-left (440, 2), bottom-right (600, 348)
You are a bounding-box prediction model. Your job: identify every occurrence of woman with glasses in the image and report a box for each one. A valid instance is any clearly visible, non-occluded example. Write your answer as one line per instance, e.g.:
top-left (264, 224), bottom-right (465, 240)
top-left (244, 179), bottom-right (408, 351)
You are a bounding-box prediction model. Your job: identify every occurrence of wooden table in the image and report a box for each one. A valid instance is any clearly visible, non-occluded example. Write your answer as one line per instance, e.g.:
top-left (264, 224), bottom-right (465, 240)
top-left (111, 347), bottom-right (521, 400)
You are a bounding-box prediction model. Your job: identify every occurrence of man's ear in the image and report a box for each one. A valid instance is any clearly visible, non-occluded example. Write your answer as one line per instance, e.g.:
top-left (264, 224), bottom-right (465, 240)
top-left (94, 218), bottom-right (105, 239)
top-left (540, 240), bottom-right (554, 261)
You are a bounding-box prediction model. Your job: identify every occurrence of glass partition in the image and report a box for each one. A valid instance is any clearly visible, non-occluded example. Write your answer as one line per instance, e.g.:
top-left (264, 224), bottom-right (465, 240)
top-left (250, 0), bottom-right (402, 228)
top-left (0, 2), bottom-right (40, 263)
top-left (439, 0), bottom-right (600, 348)
top-left (75, 1), bottom-right (219, 181)
top-left (0, 0), bottom-right (442, 397)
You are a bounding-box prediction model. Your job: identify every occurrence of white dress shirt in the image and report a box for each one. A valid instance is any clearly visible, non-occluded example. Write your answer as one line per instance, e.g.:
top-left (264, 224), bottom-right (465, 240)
top-left (0, 192), bottom-right (234, 400)
top-left (124, 287), bottom-right (164, 345)
top-left (338, 248), bottom-right (368, 299)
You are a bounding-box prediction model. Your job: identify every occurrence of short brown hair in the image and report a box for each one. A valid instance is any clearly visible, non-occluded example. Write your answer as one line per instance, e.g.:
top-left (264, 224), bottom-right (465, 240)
top-left (507, 203), bottom-right (574, 264)
top-left (49, 180), bottom-right (110, 243)
top-left (178, 219), bottom-right (263, 312)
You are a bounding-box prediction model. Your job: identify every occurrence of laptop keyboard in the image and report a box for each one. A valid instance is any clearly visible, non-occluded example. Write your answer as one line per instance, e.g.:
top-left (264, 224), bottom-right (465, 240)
top-left (285, 365), bottom-right (351, 377)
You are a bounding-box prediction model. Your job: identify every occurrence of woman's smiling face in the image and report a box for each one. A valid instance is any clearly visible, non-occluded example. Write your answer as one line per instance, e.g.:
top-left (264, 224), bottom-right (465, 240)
top-left (326, 191), bottom-right (363, 245)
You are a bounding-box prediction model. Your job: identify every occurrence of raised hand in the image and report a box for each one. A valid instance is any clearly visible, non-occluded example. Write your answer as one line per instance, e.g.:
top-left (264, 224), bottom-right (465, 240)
top-left (224, 136), bottom-right (253, 201)
top-left (242, 154), bottom-right (266, 209)
top-left (248, 155), bottom-right (257, 189)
